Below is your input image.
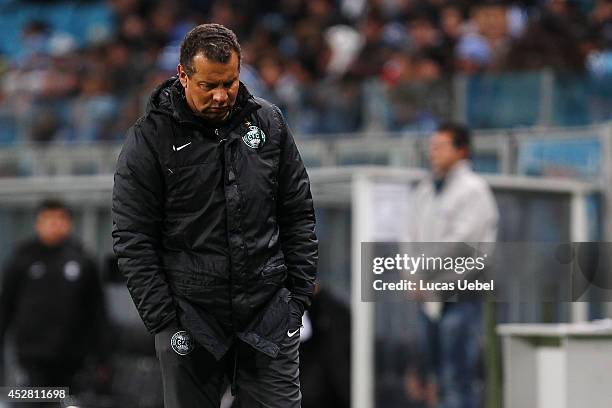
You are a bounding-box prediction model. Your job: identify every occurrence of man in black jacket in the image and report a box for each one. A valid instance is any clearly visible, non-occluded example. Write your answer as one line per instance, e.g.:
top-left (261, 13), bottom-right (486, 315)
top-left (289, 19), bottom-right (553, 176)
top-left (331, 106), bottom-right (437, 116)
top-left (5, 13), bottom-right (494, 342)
top-left (0, 199), bottom-right (106, 394)
top-left (112, 23), bottom-right (318, 408)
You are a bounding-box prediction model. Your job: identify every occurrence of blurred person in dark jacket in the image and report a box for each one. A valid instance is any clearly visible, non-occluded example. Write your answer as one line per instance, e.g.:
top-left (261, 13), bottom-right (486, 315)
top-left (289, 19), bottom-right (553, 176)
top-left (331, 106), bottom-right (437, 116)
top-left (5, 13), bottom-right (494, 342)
top-left (0, 199), bottom-right (106, 392)
top-left (299, 283), bottom-right (350, 408)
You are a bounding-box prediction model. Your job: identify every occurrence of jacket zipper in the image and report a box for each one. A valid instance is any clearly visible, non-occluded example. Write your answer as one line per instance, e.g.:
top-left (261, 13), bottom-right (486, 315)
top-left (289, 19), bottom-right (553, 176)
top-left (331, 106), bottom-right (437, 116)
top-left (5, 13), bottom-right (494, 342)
top-left (218, 127), bottom-right (235, 338)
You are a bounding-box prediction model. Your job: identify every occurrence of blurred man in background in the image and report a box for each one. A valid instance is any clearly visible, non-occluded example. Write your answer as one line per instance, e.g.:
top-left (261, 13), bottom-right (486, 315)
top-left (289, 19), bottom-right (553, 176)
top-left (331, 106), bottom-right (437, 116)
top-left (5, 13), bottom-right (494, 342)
top-left (112, 23), bottom-right (317, 408)
top-left (0, 199), bottom-right (106, 396)
top-left (299, 282), bottom-right (350, 408)
top-left (409, 123), bottom-right (498, 408)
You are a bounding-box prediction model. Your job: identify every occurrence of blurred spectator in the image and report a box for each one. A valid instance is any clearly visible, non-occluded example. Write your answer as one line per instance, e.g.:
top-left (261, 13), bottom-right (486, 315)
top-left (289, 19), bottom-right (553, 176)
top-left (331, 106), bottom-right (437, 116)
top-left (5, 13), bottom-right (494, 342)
top-left (440, 3), bottom-right (466, 45)
top-left (104, 39), bottom-right (148, 97)
top-left (71, 68), bottom-right (119, 142)
top-left (16, 20), bottom-right (52, 68)
top-left (149, 2), bottom-right (188, 46)
top-left (381, 50), bottom-right (413, 85)
top-left (504, 1), bottom-right (586, 72)
top-left (118, 13), bottom-right (148, 49)
top-left (324, 24), bottom-right (364, 77)
top-left (439, 3), bottom-right (467, 72)
top-left (385, 52), bottom-right (452, 132)
top-left (348, 9), bottom-right (392, 78)
top-left (456, 1), bottom-right (510, 73)
top-left (455, 31), bottom-right (493, 74)
top-left (0, 199), bottom-right (107, 395)
top-left (407, 123), bottom-right (498, 408)
top-left (407, 13), bottom-right (450, 71)
top-left (586, 0), bottom-right (612, 75)
top-left (255, 56), bottom-right (289, 106)
top-left (108, 0), bottom-right (141, 19)
top-left (585, 0), bottom-right (612, 121)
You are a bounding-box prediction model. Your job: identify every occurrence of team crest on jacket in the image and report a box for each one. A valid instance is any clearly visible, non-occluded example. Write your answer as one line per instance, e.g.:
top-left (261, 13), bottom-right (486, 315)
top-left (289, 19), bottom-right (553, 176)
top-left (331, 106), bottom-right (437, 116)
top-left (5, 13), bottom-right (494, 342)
top-left (242, 126), bottom-right (266, 149)
top-left (64, 261), bottom-right (81, 281)
top-left (170, 330), bottom-right (194, 355)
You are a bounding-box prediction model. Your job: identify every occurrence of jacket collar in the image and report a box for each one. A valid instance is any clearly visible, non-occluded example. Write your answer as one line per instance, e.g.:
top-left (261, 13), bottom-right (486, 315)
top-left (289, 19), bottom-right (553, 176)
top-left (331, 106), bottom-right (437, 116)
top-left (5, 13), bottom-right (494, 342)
top-left (446, 159), bottom-right (471, 180)
top-left (430, 159), bottom-right (472, 192)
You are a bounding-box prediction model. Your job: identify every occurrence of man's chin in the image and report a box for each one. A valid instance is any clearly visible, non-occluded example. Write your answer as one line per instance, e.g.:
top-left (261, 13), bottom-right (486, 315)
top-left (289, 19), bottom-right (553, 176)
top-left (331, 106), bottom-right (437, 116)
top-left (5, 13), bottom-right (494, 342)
top-left (200, 110), bottom-right (230, 123)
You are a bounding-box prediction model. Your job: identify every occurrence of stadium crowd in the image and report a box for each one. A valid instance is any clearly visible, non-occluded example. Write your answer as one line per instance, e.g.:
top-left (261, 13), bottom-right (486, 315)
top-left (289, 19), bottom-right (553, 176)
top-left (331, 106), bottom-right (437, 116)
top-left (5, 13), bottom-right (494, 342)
top-left (0, 0), bottom-right (611, 142)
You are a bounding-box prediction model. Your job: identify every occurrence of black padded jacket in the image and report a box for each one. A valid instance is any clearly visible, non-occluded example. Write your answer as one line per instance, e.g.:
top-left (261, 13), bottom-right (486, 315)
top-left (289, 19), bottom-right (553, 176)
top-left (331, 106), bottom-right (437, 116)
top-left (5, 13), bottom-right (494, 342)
top-left (112, 77), bottom-right (318, 359)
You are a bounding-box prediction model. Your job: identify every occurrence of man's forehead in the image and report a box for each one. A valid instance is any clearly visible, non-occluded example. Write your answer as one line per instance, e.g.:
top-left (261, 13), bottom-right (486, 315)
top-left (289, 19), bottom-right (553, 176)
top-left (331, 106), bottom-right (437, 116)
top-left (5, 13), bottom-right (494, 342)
top-left (190, 52), bottom-right (240, 80)
top-left (39, 208), bottom-right (70, 217)
top-left (432, 131), bottom-right (453, 142)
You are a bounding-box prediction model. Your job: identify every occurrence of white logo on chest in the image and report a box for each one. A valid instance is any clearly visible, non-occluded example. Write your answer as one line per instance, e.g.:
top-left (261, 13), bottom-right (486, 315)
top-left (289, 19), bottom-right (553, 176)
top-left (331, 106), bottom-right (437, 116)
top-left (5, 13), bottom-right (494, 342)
top-left (64, 261), bottom-right (81, 281)
top-left (28, 262), bottom-right (46, 279)
top-left (242, 126), bottom-right (266, 149)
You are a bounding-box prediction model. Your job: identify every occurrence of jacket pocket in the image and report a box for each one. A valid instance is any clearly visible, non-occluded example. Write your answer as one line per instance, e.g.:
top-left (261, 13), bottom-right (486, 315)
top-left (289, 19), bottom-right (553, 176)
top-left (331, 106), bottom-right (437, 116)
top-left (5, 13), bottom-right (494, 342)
top-left (260, 264), bottom-right (287, 285)
top-left (238, 287), bottom-right (291, 358)
top-left (176, 297), bottom-right (231, 361)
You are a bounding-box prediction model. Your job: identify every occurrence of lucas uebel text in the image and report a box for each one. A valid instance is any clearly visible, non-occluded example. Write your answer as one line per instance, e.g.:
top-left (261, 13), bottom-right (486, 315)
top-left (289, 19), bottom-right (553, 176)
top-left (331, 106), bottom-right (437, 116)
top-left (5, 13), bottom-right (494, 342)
top-left (372, 279), bottom-right (494, 292)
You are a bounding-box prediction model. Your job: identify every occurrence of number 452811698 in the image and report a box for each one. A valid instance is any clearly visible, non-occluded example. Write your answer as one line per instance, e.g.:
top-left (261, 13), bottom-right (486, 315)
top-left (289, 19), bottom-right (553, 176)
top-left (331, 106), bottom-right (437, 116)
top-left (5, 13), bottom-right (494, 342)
top-left (1, 387), bottom-right (67, 402)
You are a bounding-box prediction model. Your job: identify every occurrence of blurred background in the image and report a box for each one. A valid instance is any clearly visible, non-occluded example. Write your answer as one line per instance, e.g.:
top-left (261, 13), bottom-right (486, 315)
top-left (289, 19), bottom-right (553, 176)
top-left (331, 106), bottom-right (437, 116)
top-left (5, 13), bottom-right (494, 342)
top-left (0, 0), bottom-right (612, 407)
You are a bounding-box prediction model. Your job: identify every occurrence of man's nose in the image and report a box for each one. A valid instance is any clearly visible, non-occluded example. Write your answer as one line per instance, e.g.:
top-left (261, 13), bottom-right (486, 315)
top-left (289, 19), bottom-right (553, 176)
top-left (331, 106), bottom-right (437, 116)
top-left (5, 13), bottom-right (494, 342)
top-left (212, 89), bottom-right (228, 105)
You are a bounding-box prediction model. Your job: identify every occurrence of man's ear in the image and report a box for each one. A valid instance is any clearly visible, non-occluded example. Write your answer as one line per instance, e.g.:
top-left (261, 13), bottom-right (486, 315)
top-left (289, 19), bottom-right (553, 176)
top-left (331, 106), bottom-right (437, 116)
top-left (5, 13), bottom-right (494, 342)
top-left (178, 64), bottom-right (188, 88)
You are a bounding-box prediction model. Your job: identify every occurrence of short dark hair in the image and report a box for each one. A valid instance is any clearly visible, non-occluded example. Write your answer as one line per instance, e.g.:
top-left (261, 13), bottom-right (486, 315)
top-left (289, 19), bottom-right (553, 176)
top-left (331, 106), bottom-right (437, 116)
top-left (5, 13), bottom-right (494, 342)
top-left (437, 122), bottom-right (471, 154)
top-left (37, 198), bottom-right (72, 218)
top-left (180, 23), bottom-right (241, 77)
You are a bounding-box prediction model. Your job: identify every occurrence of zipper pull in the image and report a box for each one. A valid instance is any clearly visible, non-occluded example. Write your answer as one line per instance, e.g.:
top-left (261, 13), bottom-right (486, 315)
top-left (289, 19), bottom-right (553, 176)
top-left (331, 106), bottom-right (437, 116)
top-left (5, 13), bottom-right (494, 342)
top-left (215, 128), bottom-right (226, 145)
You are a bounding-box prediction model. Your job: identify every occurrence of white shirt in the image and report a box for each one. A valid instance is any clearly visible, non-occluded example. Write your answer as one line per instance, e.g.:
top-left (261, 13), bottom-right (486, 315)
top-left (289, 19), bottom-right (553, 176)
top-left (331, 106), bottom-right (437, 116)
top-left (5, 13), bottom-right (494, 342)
top-left (409, 160), bottom-right (499, 319)
top-left (410, 160), bottom-right (498, 243)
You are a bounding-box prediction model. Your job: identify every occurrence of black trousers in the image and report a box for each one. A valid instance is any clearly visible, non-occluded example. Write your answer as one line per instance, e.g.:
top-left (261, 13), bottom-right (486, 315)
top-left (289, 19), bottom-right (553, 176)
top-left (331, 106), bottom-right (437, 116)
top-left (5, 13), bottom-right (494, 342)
top-left (155, 328), bottom-right (301, 408)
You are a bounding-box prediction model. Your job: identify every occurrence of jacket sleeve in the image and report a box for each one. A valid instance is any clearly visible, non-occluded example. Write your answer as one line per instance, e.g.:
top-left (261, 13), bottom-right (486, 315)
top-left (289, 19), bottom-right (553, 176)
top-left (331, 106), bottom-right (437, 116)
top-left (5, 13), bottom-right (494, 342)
top-left (112, 124), bottom-right (178, 334)
top-left (274, 107), bottom-right (319, 309)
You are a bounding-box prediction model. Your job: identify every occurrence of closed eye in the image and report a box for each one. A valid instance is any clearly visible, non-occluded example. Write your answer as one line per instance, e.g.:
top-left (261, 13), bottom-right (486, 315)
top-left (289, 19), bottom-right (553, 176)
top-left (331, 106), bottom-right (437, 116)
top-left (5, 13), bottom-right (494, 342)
top-left (198, 80), bottom-right (236, 90)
